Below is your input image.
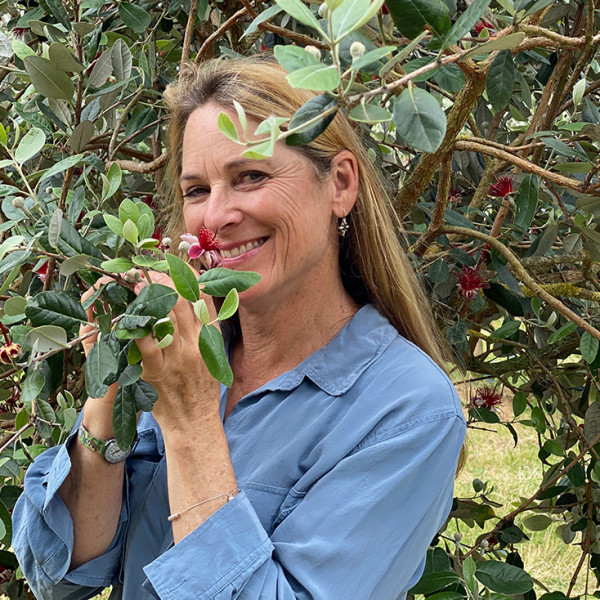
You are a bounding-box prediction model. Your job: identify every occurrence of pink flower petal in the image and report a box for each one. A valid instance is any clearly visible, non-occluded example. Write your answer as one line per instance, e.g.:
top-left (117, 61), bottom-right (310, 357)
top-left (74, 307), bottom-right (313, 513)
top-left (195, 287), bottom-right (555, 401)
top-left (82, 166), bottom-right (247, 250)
top-left (188, 244), bottom-right (204, 259)
top-left (181, 233), bottom-right (199, 245)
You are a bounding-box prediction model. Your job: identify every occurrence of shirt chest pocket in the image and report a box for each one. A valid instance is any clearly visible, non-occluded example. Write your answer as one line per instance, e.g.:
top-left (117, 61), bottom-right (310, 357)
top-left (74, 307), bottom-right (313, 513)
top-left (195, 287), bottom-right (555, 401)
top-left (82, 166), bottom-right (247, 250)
top-left (238, 481), bottom-right (293, 535)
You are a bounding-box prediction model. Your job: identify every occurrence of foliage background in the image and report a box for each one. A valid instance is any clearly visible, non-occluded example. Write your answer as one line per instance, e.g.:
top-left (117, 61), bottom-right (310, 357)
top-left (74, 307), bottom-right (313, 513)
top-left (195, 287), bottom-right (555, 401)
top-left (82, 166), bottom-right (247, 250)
top-left (0, 0), bottom-right (599, 597)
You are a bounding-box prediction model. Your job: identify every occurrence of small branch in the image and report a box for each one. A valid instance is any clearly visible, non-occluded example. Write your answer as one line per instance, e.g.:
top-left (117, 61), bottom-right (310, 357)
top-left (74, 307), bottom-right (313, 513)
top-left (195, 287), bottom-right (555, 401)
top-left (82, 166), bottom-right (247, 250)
top-left (440, 226), bottom-right (600, 342)
top-left (411, 154), bottom-right (452, 255)
top-left (180, 0), bottom-right (199, 78)
top-left (454, 140), bottom-right (596, 194)
top-left (520, 283), bottom-right (600, 302)
top-left (109, 153), bottom-right (168, 174)
top-left (112, 116), bottom-right (166, 157)
top-left (0, 423), bottom-right (32, 455)
top-left (195, 7), bottom-right (249, 63)
top-left (108, 88), bottom-right (145, 160)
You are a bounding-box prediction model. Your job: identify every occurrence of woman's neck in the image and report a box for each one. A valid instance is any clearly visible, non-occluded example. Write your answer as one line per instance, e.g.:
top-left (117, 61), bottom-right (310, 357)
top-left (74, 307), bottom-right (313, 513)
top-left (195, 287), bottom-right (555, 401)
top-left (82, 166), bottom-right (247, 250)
top-left (231, 279), bottom-right (359, 395)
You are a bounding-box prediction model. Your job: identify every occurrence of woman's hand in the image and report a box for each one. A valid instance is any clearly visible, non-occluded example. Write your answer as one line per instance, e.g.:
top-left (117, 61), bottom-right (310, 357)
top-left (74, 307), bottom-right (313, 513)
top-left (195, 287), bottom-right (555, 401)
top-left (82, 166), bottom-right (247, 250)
top-left (133, 271), bottom-right (221, 435)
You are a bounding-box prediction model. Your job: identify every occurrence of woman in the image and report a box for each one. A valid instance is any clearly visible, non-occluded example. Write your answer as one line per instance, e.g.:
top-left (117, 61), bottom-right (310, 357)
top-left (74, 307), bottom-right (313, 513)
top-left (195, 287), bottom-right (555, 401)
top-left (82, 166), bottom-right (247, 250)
top-left (13, 57), bottom-right (466, 599)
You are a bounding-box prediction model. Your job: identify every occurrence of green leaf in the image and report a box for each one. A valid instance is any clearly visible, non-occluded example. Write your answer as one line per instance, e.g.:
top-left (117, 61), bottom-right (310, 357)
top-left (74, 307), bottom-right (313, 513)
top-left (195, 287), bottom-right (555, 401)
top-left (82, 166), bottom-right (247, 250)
top-left (3, 296), bottom-right (27, 316)
top-left (26, 325), bottom-right (68, 353)
top-left (119, 198), bottom-right (139, 225)
top-left (217, 112), bottom-right (239, 143)
top-left (118, 363), bottom-right (143, 387)
top-left (584, 401), bottom-right (600, 442)
top-left (433, 64), bottom-right (466, 93)
top-left (104, 213), bottom-right (124, 237)
top-left (14, 127), bottom-right (45, 164)
top-left (113, 386), bottom-right (138, 450)
top-left (198, 324), bottom-right (233, 387)
top-left (165, 253), bottom-right (200, 302)
top-left (241, 5), bottom-right (282, 39)
top-left (104, 162), bottom-right (122, 200)
top-left (74, 22), bottom-right (95, 35)
top-left (491, 319), bottom-right (521, 340)
top-left (514, 174), bottom-right (538, 230)
top-left (198, 268), bottom-right (261, 296)
top-left (26, 291), bottom-right (88, 329)
top-left (349, 103), bottom-right (392, 123)
top-left (351, 46), bottom-right (395, 71)
top-left (131, 379), bottom-right (158, 411)
top-left (581, 331), bottom-right (600, 364)
top-left (463, 557), bottom-right (477, 595)
top-left (274, 45), bottom-right (320, 73)
top-left (410, 572), bottom-right (460, 595)
top-left (331, 0), bottom-right (386, 40)
top-left (124, 107), bottom-right (158, 143)
top-left (128, 340), bottom-right (142, 364)
top-left (152, 317), bottom-right (175, 340)
top-left (21, 370), bottom-right (46, 404)
top-left (70, 120), bottom-right (94, 153)
top-left (274, 0), bottom-right (324, 35)
top-left (87, 49), bottom-right (113, 88)
top-left (463, 32), bottom-right (526, 59)
top-left (286, 64), bottom-right (340, 92)
top-left (128, 283), bottom-right (178, 319)
top-left (86, 340), bottom-right (118, 398)
top-left (475, 561), bottom-right (533, 595)
top-left (286, 94), bottom-right (338, 146)
top-left (111, 39), bottom-right (133, 81)
top-left (387, 0), bottom-right (451, 39)
top-left (122, 219), bottom-right (139, 245)
top-left (41, 0), bottom-right (72, 30)
top-left (48, 209), bottom-right (63, 249)
top-left (512, 391), bottom-right (527, 417)
top-left (393, 86), bottom-right (447, 153)
top-left (38, 153), bottom-right (85, 184)
top-left (12, 40), bottom-right (36, 61)
top-left (521, 514), bottom-right (553, 531)
top-left (218, 288), bottom-right (239, 320)
top-left (441, 0), bottom-right (492, 49)
top-left (566, 461), bottom-right (586, 487)
top-left (119, 2), bottom-right (152, 35)
top-left (486, 50), bottom-right (514, 112)
top-left (194, 299), bottom-right (211, 325)
top-left (24, 56), bottom-right (74, 101)
top-left (531, 406), bottom-right (546, 434)
top-left (48, 43), bottom-right (84, 72)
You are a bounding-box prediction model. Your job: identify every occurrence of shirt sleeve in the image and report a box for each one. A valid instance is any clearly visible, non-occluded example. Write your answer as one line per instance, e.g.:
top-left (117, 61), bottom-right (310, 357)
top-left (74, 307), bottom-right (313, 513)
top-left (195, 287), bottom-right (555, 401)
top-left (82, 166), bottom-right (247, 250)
top-left (12, 422), bottom-right (129, 600)
top-left (142, 410), bottom-right (466, 600)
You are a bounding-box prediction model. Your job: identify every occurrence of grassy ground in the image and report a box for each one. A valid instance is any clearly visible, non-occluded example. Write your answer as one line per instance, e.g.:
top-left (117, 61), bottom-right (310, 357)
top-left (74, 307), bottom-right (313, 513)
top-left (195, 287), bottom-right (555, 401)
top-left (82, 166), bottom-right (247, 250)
top-left (453, 416), bottom-right (586, 595)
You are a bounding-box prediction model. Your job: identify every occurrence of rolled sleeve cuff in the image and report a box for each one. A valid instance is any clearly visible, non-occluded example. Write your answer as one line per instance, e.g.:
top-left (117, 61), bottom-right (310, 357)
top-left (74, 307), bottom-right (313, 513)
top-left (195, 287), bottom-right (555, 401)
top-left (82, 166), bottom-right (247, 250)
top-left (143, 491), bottom-right (274, 600)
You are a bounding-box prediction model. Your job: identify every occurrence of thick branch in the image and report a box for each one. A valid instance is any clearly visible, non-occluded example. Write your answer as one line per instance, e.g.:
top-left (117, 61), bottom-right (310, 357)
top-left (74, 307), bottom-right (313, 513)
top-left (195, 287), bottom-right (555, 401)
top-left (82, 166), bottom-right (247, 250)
top-left (109, 153), bottom-right (168, 174)
top-left (396, 66), bottom-right (488, 217)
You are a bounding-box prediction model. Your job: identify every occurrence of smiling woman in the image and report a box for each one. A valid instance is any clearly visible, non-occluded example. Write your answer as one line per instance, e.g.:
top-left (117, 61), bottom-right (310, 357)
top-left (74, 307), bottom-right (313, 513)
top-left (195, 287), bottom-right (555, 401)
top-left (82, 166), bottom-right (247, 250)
top-left (12, 57), bottom-right (466, 600)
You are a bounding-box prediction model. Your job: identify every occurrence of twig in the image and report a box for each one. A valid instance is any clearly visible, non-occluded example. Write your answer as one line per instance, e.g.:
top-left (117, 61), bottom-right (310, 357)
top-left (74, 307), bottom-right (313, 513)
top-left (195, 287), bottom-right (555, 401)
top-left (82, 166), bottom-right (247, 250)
top-left (108, 88), bottom-right (145, 160)
top-left (196, 7), bottom-right (249, 63)
top-left (180, 0), bottom-right (199, 79)
top-left (0, 423), bottom-right (32, 454)
top-left (109, 153), bottom-right (168, 174)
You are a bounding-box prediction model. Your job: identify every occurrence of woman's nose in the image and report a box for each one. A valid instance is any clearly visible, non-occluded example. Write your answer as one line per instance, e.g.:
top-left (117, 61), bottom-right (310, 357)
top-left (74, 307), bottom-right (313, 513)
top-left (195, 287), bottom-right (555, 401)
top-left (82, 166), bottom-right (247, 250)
top-left (202, 187), bottom-right (243, 233)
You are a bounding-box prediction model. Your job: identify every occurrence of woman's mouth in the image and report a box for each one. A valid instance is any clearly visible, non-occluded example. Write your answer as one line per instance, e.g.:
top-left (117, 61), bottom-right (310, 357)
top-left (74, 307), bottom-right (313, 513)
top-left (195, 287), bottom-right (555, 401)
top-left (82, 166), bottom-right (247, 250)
top-left (219, 238), bottom-right (267, 259)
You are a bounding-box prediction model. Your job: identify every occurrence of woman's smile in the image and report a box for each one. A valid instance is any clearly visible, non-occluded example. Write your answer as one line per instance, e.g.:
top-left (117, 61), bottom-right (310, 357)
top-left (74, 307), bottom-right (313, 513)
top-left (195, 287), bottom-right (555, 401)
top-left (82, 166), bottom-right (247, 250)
top-left (218, 237), bottom-right (268, 261)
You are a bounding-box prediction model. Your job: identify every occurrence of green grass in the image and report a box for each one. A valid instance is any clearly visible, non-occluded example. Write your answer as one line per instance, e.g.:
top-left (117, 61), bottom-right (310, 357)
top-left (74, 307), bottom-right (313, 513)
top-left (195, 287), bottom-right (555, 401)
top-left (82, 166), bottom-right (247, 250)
top-left (453, 419), bottom-right (585, 595)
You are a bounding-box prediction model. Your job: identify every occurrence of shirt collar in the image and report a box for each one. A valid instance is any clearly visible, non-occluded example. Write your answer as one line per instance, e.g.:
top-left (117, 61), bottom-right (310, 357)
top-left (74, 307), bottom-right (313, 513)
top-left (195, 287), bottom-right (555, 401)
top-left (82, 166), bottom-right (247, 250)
top-left (227, 304), bottom-right (398, 398)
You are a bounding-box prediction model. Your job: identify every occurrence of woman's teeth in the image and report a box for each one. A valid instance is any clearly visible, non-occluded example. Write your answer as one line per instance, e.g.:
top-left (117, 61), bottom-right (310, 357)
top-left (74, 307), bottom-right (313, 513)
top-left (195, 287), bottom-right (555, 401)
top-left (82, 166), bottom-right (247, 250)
top-left (219, 238), bottom-right (265, 259)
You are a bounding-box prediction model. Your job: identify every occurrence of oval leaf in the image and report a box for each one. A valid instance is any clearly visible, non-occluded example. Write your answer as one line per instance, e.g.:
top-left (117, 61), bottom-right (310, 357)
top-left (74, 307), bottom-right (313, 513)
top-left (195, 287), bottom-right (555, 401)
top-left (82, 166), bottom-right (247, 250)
top-left (393, 86), bottom-right (447, 153)
top-left (198, 324), bottom-right (233, 387)
top-left (14, 127), bottom-right (45, 164)
top-left (475, 561), bottom-right (533, 595)
top-left (23, 56), bottom-right (74, 100)
top-left (165, 253), bottom-right (200, 302)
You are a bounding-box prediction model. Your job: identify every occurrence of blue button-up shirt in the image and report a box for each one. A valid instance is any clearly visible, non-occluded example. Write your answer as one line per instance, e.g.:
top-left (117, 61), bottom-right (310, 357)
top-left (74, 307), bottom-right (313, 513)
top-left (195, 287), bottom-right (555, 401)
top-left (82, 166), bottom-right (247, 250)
top-left (13, 304), bottom-right (466, 600)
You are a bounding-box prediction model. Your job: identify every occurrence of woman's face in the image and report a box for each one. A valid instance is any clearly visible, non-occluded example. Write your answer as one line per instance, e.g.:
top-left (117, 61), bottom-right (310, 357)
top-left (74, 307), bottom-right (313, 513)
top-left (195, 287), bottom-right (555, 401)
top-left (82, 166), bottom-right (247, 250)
top-left (180, 102), bottom-right (348, 311)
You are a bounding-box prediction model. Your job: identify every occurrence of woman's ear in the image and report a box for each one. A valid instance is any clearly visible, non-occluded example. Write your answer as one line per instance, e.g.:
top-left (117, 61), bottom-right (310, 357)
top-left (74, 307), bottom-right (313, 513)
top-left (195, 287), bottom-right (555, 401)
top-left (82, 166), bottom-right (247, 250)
top-left (330, 150), bottom-right (359, 218)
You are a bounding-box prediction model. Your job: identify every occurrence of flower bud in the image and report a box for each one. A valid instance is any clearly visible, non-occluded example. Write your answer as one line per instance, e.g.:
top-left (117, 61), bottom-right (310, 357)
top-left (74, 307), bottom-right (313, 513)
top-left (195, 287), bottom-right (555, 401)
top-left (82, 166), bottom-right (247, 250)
top-left (350, 41), bottom-right (366, 60)
top-left (178, 241), bottom-right (191, 254)
top-left (304, 45), bottom-right (321, 60)
top-left (480, 539), bottom-right (489, 549)
top-left (318, 3), bottom-right (328, 17)
top-left (453, 532), bottom-right (463, 542)
top-left (123, 269), bottom-right (141, 284)
top-left (161, 237), bottom-right (172, 249)
top-left (12, 197), bottom-right (25, 209)
top-left (0, 343), bottom-right (22, 364)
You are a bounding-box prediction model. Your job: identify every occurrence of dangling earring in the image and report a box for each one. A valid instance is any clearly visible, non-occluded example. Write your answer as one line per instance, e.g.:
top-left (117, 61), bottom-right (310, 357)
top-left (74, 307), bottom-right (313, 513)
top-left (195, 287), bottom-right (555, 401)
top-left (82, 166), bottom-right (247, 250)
top-left (337, 216), bottom-right (349, 237)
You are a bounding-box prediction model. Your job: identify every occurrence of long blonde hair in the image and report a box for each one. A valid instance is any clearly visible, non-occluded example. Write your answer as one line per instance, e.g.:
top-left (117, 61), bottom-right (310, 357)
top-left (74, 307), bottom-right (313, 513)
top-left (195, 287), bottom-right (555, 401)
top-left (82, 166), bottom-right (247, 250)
top-left (162, 57), bottom-right (449, 372)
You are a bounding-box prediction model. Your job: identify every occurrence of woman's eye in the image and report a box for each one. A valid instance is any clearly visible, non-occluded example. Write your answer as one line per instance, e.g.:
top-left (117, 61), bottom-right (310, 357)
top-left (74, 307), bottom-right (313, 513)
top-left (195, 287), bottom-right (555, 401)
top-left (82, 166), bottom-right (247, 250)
top-left (183, 187), bottom-right (209, 200)
top-left (238, 171), bottom-right (266, 186)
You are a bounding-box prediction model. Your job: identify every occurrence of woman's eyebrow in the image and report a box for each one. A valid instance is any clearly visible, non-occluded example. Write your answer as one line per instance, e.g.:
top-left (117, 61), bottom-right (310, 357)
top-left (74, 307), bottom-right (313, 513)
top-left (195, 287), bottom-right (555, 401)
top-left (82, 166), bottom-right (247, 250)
top-left (180, 158), bottom-right (274, 182)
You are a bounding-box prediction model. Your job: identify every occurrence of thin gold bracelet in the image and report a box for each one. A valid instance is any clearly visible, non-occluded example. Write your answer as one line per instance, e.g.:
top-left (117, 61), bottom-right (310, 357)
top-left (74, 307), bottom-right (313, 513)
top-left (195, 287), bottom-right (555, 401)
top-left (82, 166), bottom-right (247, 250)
top-left (167, 489), bottom-right (239, 522)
